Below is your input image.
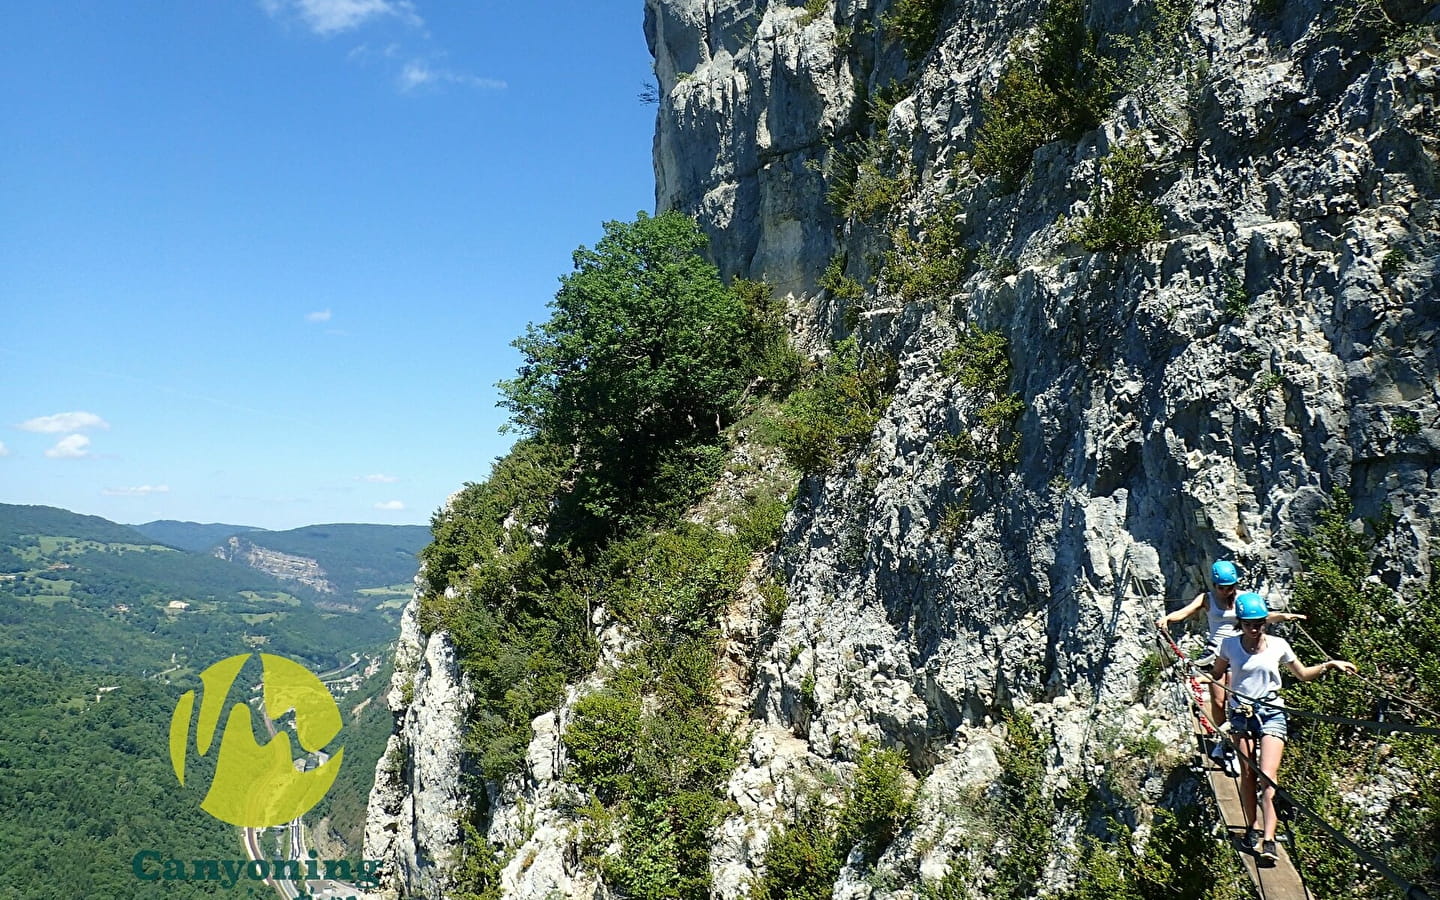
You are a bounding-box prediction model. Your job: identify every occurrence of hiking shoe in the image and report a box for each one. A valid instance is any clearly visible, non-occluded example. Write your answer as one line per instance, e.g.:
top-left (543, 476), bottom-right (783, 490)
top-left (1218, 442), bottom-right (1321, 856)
top-left (1260, 839), bottom-right (1279, 863)
top-left (1245, 828), bottom-right (1261, 851)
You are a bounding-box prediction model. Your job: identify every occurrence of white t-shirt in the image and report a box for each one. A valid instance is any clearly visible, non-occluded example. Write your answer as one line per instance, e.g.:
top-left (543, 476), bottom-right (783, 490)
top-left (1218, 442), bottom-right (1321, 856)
top-left (1218, 634), bottom-right (1298, 708)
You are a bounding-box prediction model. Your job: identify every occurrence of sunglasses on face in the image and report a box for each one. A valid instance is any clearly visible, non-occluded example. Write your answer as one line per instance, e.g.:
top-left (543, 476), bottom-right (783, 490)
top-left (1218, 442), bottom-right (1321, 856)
top-left (1216, 584), bottom-right (1238, 592)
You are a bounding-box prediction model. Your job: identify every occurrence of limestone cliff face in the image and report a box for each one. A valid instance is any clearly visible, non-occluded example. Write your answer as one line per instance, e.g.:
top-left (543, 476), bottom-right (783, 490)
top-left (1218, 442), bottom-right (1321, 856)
top-left (647, 0), bottom-right (1439, 894)
top-left (367, 0), bottom-right (1439, 896)
top-left (213, 535), bottom-right (336, 594)
top-left (365, 577), bottom-right (475, 900)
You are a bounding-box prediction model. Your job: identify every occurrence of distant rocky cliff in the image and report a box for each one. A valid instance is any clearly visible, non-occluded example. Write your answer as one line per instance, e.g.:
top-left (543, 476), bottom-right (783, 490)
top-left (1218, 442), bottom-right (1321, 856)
top-left (367, 0), bottom-right (1440, 897)
top-left (213, 535), bottom-right (337, 594)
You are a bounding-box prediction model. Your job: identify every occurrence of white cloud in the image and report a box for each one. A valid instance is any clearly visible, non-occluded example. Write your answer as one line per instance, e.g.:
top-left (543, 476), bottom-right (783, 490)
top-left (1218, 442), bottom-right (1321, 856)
top-left (45, 435), bottom-right (92, 459)
top-left (20, 411), bottom-right (110, 434)
top-left (398, 60), bottom-right (507, 93)
top-left (102, 485), bottom-right (171, 497)
top-left (0, 441), bottom-right (8, 457)
top-left (359, 473), bottom-right (399, 483)
top-left (261, 0), bottom-right (421, 35)
top-left (348, 42), bottom-right (403, 63)
top-left (374, 500), bottom-right (405, 511)
top-left (306, 308), bottom-right (333, 323)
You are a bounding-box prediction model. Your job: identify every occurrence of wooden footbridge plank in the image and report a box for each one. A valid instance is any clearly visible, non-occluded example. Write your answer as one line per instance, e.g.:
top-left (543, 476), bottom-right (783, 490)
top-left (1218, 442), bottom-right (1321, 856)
top-left (1194, 729), bottom-right (1313, 900)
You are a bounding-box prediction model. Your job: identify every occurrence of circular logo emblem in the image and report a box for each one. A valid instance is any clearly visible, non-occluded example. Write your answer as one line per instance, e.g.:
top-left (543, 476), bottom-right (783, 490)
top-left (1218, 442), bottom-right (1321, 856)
top-left (169, 653), bottom-right (344, 827)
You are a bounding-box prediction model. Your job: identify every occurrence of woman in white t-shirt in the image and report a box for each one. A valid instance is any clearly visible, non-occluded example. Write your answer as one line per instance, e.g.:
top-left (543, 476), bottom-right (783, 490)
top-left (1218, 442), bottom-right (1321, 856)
top-left (1156, 561), bottom-right (1303, 772)
top-left (1213, 592), bottom-right (1356, 864)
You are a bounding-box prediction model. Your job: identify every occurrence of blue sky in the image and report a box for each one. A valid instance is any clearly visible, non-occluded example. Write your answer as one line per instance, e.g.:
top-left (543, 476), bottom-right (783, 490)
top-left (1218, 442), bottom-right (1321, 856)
top-left (1, 1), bottom-right (659, 530)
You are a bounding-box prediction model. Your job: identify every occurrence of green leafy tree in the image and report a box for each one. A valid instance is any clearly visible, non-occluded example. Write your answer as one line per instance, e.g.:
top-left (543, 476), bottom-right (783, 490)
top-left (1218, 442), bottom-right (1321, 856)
top-left (499, 211), bottom-right (753, 533)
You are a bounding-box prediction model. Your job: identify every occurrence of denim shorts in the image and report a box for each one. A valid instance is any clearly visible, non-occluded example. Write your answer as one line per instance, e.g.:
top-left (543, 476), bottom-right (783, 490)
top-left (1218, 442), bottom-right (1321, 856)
top-left (1229, 705), bottom-right (1288, 741)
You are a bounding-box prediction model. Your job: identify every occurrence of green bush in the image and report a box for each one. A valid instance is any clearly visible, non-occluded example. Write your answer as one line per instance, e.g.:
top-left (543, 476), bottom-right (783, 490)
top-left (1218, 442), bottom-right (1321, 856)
top-left (882, 0), bottom-right (949, 61)
top-left (754, 744), bottom-right (914, 898)
top-left (939, 327), bottom-right (1009, 390)
top-left (777, 337), bottom-right (896, 475)
top-left (1381, 247), bottom-right (1412, 278)
top-left (420, 439), bottom-right (571, 599)
top-left (500, 211), bottom-right (748, 448)
top-left (753, 807), bottom-right (842, 900)
top-left (882, 210), bottom-right (970, 303)
top-left (937, 328), bottom-right (1025, 471)
top-left (817, 139), bottom-right (907, 222)
top-left (989, 711), bottom-right (1054, 897)
top-left (602, 798), bottom-right (685, 899)
top-left (1220, 271), bottom-right (1249, 318)
top-left (452, 822), bottom-right (505, 900)
top-left (600, 523), bottom-right (753, 640)
top-left (1252, 371), bottom-right (1283, 396)
top-left (1393, 413), bottom-right (1421, 437)
top-left (759, 576), bottom-right (789, 632)
top-left (422, 537), bottom-right (598, 782)
top-left (868, 79), bottom-right (913, 134)
top-left (848, 158), bottom-right (908, 221)
top-left (819, 254), bottom-right (865, 301)
top-left (735, 277), bottom-right (806, 395)
top-left (798, 0), bottom-right (828, 27)
top-left (976, 244), bottom-right (1019, 278)
top-left (733, 493), bottom-right (790, 553)
top-left (1105, 0), bottom-right (1195, 93)
top-left (972, 0), bottom-right (1112, 189)
top-left (565, 674), bottom-right (645, 803)
top-left (1068, 140), bottom-right (1163, 252)
top-left (1066, 808), bottom-right (1249, 900)
top-left (1336, 0), bottom-right (1438, 60)
top-left (837, 744), bottom-right (915, 865)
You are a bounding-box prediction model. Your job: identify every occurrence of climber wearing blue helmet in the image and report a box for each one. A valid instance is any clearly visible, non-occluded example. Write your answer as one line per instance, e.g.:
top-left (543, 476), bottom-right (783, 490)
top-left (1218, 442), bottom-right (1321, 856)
top-left (1155, 560), bottom-right (1303, 774)
top-left (1213, 592), bottom-right (1357, 864)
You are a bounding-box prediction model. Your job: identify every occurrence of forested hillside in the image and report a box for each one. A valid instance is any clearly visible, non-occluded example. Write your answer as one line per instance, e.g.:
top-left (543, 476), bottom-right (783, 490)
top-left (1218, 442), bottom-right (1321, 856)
top-left (0, 503), bottom-right (402, 897)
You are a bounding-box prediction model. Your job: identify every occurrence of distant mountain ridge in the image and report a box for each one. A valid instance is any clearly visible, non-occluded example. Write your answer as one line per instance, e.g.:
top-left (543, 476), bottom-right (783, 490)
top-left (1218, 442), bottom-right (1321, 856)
top-left (130, 519), bottom-right (263, 552)
top-left (132, 520), bottom-right (429, 597)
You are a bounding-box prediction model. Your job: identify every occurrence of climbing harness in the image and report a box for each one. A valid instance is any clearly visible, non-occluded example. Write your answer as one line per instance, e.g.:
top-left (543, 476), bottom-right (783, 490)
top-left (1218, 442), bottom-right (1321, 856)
top-left (1217, 680), bottom-right (1440, 738)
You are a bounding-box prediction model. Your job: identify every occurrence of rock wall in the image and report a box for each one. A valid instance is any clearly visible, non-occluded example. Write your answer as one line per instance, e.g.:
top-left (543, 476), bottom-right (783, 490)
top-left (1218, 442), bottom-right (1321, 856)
top-left (367, 0), bottom-right (1439, 896)
top-left (365, 578), bottom-right (475, 900)
top-left (645, 0), bottom-right (1439, 894)
top-left (213, 535), bottom-right (336, 594)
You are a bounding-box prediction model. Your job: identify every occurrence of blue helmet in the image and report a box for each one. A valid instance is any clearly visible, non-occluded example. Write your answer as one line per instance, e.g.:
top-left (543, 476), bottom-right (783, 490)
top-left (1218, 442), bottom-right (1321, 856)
top-left (1211, 560), bottom-right (1239, 586)
top-left (1235, 592), bottom-right (1269, 621)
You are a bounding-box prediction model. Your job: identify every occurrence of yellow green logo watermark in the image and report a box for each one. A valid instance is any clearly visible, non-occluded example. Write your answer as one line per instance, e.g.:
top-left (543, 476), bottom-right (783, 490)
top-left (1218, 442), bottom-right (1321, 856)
top-left (169, 653), bottom-right (344, 827)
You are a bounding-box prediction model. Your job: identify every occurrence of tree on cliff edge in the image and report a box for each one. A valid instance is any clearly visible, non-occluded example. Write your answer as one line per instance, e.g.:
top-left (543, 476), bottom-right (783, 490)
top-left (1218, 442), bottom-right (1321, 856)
top-left (498, 210), bottom-right (751, 534)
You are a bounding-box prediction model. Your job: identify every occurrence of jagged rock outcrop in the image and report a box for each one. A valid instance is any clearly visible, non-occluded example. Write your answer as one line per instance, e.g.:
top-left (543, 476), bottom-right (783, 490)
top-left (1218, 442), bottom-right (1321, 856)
top-left (365, 578), bottom-right (475, 900)
top-left (213, 535), bottom-right (336, 593)
top-left (368, 0), bottom-right (1439, 896)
